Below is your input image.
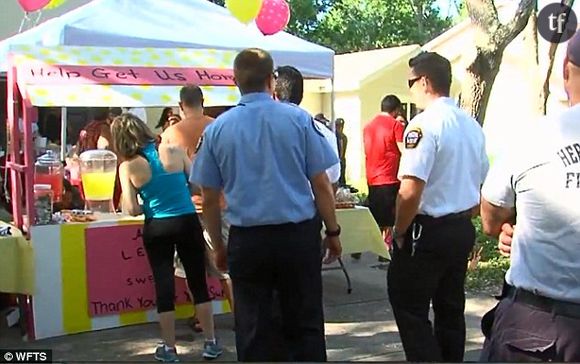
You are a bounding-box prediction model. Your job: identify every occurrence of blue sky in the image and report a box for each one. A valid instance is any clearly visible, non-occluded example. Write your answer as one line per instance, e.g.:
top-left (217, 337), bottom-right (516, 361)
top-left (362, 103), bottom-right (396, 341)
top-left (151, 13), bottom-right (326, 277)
top-left (436, 0), bottom-right (460, 18)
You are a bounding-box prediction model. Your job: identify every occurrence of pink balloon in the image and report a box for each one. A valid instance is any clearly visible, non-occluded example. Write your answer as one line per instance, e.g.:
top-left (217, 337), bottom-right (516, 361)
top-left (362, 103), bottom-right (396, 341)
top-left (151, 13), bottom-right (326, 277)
top-left (17, 0), bottom-right (51, 12)
top-left (256, 0), bottom-right (290, 36)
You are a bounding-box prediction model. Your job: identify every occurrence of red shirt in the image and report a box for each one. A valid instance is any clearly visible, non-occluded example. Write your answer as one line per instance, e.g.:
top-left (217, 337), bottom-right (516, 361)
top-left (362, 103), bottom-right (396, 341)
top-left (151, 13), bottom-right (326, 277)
top-left (363, 113), bottom-right (404, 186)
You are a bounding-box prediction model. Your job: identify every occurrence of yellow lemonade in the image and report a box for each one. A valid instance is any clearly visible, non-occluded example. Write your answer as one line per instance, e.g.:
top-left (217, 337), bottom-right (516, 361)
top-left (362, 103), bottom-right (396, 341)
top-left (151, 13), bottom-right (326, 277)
top-left (82, 171), bottom-right (116, 201)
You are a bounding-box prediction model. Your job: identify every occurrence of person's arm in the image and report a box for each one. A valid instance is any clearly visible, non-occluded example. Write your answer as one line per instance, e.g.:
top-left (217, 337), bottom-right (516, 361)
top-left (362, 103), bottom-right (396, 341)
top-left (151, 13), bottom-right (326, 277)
top-left (480, 199), bottom-right (515, 237)
top-left (98, 124), bottom-right (113, 150)
top-left (394, 120), bottom-right (405, 154)
top-left (306, 117), bottom-right (340, 226)
top-left (118, 161), bottom-right (142, 216)
top-left (394, 176), bottom-right (425, 235)
top-left (480, 152), bottom-right (517, 237)
top-left (325, 131), bottom-right (341, 186)
top-left (498, 223), bottom-right (514, 257)
top-left (393, 124), bottom-right (436, 242)
top-left (311, 172), bottom-right (342, 263)
top-left (189, 127), bottom-right (226, 269)
top-left (397, 143), bottom-right (404, 154)
top-left (311, 172), bottom-right (339, 232)
top-left (176, 147), bottom-right (200, 196)
top-left (305, 116), bottom-right (342, 263)
top-left (201, 187), bottom-right (224, 249)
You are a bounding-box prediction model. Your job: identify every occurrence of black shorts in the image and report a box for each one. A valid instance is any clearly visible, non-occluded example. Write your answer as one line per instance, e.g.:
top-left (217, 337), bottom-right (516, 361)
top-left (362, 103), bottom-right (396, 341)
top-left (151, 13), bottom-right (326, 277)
top-left (368, 183), bottom-right (399, 227)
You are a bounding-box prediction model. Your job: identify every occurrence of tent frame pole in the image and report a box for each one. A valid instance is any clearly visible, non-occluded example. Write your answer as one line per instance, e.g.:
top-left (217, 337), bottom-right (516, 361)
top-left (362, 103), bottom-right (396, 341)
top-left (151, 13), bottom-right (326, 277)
top-left (60, 107), bottom-right (67, 161)
top-left (330, 77), bottom-right (336, 131)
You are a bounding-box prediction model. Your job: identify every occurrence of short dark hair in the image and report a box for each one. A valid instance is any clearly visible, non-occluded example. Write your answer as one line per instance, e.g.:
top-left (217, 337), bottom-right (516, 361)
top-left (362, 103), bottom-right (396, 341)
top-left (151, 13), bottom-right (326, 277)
top-left (381, 95), bottom-right (402, 113)
top-left (92, 107), bottom-right (110, 121)
top-left (274, 66), bottom-right (304, 105)
top-left (234, 48), bottom-right (274, 94)
top-left (180, 84), bottom-right (204, 108)
top-left (314, 113), bottom-right (327, 121)
top-left (408, 51), bottom-right (452, 96)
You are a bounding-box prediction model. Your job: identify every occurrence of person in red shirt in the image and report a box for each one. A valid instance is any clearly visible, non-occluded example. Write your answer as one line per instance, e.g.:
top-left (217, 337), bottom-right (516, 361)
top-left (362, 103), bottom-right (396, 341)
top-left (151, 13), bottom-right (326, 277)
top-left (363, 95), bottom-right (404, 256)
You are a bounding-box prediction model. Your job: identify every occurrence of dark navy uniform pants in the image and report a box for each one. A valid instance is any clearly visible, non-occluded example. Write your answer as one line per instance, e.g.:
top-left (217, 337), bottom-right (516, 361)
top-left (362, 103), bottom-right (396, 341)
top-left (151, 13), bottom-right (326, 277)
top-left (228, 218), bottom-right (327, 362)
top-left (387, 215), bottom-right (475, 362)
top-left (480, 285), bottom-right (580, 362)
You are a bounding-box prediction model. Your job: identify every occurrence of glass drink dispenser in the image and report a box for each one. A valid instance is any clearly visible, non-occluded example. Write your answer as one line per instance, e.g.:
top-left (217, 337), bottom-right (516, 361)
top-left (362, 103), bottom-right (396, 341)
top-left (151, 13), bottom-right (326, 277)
top-left (79, 150), bottom-right (117, 213)
top-left (34, 150), bottom-right (64, 202)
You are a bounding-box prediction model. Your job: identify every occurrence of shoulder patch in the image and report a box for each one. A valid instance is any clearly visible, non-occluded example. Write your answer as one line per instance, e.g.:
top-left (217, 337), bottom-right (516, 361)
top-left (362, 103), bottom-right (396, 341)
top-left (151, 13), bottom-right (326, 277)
top-left (405, 127), bottom-right (423, 149)
top-left (194, 134), bottom-right (204, 154)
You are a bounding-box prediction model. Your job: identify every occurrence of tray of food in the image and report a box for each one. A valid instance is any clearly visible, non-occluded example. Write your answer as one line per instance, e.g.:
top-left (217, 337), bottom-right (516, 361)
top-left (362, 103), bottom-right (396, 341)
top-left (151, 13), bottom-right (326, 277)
top-left (335, 202), bottom-right (356, 209)
top-left (56, 209), bottom-right (97, 223)
top-left (335, 187), bottom-right (359, 209)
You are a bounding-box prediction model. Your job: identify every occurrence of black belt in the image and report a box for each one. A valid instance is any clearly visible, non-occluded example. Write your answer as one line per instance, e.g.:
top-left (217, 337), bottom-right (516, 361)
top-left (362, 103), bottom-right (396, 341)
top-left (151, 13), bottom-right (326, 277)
top-left (414, 209), bottom-right (472, 228)
top-left (506, 285), bottom-right (580, 319)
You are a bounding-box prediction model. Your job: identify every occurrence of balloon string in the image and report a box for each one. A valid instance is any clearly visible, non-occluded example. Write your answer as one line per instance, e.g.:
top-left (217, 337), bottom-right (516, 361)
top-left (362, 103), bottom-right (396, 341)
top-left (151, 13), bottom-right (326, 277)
top-left (35, 11), bottom-right (43, 26)
top-left (18, 13), bottom-right (29, 33)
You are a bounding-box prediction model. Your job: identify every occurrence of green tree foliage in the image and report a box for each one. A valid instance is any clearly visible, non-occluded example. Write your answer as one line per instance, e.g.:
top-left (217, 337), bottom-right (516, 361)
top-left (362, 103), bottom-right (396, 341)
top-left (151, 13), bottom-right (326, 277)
top-left (207, 0), bottom-right (454, 53)
top-left (310, 0), bottom-right (453, 53)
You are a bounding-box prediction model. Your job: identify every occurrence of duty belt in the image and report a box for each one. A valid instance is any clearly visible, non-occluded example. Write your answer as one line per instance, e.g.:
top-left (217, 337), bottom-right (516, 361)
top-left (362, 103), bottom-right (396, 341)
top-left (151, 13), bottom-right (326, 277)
top-left (506, 285), bottom-right (580, 319)
top-left (414, 209), bottom-right (472, 228)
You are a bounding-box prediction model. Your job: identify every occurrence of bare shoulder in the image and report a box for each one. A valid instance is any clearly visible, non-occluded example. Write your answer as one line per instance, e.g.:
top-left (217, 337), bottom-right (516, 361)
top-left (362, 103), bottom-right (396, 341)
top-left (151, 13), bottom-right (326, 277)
top-left (158, 143), bottom-right (185, 157)
top-left (160, 125), bottom-right (175, 143)
top-left (121, 156), bottom-right (147, 174)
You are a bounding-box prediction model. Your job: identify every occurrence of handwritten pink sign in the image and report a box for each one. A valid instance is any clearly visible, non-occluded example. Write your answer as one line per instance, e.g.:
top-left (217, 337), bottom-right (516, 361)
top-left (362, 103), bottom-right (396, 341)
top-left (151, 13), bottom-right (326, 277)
top-left (85, 224), bottom-right (224, 317)
top-left (18, 64), bottom-right (235, 86)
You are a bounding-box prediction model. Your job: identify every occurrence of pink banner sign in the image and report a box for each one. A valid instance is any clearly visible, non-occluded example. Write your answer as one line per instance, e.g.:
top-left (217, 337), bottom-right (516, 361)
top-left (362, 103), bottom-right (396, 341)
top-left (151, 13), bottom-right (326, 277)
top-left (85, 224), bottom-right (224, 317)
top-left (18, 64), bottom-right (235, 86)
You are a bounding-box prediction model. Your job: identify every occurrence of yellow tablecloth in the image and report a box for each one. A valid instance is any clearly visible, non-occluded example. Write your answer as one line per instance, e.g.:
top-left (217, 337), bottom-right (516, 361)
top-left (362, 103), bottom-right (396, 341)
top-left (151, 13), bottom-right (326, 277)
top-left (335, 206), bottom-right (390, 259)
top-left (0, 222), bottom-right (34, 295)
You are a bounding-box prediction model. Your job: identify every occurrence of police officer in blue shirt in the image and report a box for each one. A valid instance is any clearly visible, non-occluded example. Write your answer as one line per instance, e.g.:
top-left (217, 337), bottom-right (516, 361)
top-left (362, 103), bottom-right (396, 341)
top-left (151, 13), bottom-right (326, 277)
top-left (190, 48), bottom-right (342, 362)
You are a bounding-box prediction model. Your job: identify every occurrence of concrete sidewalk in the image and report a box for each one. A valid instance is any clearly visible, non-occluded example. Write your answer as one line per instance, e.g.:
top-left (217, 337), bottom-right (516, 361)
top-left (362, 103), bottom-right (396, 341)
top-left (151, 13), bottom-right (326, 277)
top-left (1, 253), bottom-right (497, 362)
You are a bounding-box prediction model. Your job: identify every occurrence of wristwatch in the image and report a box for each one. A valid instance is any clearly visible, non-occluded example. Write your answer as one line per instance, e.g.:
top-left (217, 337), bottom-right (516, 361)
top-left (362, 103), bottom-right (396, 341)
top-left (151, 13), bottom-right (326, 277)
top-left (325, 224), bottom-right (341, 237)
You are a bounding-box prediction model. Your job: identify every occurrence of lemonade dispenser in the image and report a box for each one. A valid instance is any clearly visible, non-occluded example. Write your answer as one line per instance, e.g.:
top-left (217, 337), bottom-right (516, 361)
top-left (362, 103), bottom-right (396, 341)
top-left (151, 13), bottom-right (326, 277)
top-left (79, 150), bottom-right (117, 213)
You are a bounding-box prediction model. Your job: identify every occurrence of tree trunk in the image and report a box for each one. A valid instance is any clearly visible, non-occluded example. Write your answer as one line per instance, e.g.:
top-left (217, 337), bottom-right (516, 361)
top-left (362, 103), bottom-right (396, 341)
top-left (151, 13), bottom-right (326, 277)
top-left (460, 50), bottom-right (502, 124)
top-left (408, 0), bottom-right (425, 37)
top-left (460, 0), bottom-right (536, 124)
top-left (540, 0), bottom-right (575, 114)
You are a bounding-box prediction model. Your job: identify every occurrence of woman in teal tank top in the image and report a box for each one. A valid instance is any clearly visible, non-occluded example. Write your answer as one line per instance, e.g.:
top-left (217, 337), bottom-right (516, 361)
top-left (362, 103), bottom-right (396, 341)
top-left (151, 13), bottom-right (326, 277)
top-left (111, 114), bottom-right (222, 362)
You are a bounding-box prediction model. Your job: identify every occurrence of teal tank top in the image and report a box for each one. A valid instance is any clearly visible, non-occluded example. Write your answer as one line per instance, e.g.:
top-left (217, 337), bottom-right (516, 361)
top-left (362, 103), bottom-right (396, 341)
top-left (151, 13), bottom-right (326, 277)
top-left (137, 143), bottom-right (195, 219)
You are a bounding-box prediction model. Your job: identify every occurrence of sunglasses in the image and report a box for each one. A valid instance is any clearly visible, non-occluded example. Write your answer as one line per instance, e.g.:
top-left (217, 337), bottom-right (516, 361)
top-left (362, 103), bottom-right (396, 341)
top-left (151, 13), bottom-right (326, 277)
top-left (408, 76), bottom-right (423, 88)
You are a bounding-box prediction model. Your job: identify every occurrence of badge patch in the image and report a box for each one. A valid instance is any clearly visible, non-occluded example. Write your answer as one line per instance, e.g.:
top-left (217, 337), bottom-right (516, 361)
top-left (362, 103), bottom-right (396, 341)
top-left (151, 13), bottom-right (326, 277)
top-left (194, 134), bottom-right (204, 154)
top-left (405, 128), bottom-right (423, 149)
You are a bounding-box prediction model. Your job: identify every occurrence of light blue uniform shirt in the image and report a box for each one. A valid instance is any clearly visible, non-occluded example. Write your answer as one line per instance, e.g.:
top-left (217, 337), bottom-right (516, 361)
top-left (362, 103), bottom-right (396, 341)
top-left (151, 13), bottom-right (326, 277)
top-left (190, 92), bottom-right (338, 227)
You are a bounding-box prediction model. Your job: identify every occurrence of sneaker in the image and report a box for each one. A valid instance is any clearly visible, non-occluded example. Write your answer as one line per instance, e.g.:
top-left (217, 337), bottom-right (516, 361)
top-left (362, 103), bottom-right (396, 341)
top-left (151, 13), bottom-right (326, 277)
top-left (203, 340), bottom-right (223, 360)
top-left (154, 343), bottom-right (180, 363)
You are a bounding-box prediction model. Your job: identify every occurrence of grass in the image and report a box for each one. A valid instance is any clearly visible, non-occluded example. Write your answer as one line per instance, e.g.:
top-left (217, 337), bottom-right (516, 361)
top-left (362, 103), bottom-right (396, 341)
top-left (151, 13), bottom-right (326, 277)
top-left (466, 217), bottom-right (510, 294)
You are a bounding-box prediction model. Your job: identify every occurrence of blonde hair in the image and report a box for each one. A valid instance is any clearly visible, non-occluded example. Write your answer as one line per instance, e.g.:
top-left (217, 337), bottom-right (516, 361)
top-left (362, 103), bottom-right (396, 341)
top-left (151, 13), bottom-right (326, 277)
top-left (111, 113), bottom-right (157, 158)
